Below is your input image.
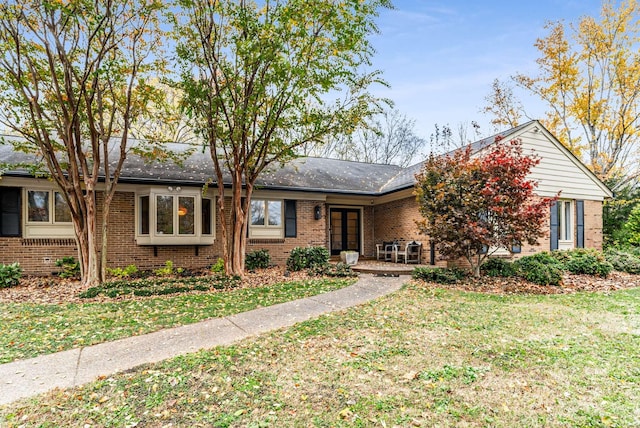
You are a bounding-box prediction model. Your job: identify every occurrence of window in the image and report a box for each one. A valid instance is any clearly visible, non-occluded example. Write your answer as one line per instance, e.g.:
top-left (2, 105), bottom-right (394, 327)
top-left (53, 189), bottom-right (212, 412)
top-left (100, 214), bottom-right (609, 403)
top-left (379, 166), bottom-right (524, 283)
top-left (22, 188), bottom-right (74, 238)
top-left (251, 200), bottom-right (282, 227)
top-left (558, 200), bottom-right (572, 241)
top-left (136, 188), bottom-right (214, 245)
top-left (26, 190), bottom-right (71, 224)
top-left (250, 199), bottom-right (283, 238)
top-left (557, 200), bottom-right (574, 250)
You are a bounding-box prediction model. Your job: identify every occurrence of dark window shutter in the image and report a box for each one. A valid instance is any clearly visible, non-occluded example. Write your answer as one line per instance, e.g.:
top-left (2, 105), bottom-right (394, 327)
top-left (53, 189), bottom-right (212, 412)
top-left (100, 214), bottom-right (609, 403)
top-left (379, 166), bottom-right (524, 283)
top-left (284, 200), bottom-right (296, 238)
top-left (429, 241), bottom-right (436, 266)
top-left (0, 187), bottom-right (21, 237)
top-left (576, 200), bottom-right (584, 248)
top-left (550, 201), bottom-right (559, 251)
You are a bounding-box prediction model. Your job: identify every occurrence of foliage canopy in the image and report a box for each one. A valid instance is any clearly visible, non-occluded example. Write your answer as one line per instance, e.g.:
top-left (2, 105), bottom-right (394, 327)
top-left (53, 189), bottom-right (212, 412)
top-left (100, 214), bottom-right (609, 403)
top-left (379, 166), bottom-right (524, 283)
top-left (175, 0), bottom-right (390, 275)
top-left (415, 138), bottom-right (557, 276)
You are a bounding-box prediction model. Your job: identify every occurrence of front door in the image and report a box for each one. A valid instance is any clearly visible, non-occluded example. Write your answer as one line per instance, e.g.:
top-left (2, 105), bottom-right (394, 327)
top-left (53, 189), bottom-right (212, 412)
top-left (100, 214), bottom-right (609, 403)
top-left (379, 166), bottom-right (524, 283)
top-left (330, 208), bottom-right (360, 255)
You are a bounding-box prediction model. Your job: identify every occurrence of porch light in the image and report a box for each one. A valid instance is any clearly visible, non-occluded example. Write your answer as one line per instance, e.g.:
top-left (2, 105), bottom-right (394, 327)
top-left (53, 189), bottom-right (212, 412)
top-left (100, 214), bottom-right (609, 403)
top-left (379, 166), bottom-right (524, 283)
top-left (178, 206), bottom-right (188, 216)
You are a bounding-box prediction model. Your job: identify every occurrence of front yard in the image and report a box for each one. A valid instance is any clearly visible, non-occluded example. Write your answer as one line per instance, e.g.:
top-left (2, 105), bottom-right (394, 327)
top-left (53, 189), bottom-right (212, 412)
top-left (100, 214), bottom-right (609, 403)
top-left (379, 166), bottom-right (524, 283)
top-left (1, 275), bottom-right (638, 427)
top-left (0, 269), bottom-right (355, 364)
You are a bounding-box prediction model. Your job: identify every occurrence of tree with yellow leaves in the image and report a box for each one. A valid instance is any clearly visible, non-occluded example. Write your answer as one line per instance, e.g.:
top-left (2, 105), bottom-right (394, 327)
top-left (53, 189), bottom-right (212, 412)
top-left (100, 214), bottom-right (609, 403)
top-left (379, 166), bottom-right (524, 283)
top-left (512, 0), bottom-right (640, 183)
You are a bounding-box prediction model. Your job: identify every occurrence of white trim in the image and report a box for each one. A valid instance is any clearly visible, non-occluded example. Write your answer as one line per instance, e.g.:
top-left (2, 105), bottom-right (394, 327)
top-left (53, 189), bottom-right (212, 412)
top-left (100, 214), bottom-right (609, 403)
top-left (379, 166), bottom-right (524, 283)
top-left (135, 186), bottom-right (215, 245)
top-left (558, 199), bottom-right (574, 250)
top-left (22, 187), bottom-right (74, 239)
top-left (249, 199), bottom-right (284, 239)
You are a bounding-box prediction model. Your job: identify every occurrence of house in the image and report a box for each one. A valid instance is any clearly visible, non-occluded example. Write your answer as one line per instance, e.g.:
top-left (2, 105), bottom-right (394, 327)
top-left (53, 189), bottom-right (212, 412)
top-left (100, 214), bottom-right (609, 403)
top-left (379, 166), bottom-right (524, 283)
top-left (0, 121), bottom-right (613, 275)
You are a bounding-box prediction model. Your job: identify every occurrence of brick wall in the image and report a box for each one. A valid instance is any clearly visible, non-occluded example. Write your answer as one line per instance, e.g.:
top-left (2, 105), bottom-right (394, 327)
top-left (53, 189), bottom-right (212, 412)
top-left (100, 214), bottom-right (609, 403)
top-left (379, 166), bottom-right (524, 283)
top-left (107, 194), bottom-right (329, 271)
top-left (0, 188), bottom-right (606, 275)
top-left (584, 200), bottom-right (604, 250)
top-left (373, 196), bottom-right (605, 267)
top-left (373, 196), bottom-right (436, 265)
top-left (0, 238), bottom-right (77, 276)
top-left (247, 200), bottom-right (327, 266)
top-left (0, 191), bottom-right (329, 275)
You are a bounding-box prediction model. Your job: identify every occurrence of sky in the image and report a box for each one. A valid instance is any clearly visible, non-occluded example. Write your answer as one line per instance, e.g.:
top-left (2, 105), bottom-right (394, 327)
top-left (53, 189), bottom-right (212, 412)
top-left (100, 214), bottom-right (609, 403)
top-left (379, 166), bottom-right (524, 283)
top-left (369, 0), bottom-right (604, 140)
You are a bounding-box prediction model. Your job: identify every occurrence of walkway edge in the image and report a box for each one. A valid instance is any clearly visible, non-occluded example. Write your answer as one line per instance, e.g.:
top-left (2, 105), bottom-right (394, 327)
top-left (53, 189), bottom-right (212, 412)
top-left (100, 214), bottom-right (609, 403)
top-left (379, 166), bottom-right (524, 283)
top-left (0, 274), bottom-right (408, 406)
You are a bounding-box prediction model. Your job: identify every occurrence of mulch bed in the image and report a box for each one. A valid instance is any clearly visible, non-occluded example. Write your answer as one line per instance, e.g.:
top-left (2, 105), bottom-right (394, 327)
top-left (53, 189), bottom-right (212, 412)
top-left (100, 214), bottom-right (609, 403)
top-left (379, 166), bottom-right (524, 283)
top-left (415, 271), bottom-right (639, 295)
top-left (0, 267), bottom-right (312, 304)
top-left (1, 269), bottom-right (638, 305)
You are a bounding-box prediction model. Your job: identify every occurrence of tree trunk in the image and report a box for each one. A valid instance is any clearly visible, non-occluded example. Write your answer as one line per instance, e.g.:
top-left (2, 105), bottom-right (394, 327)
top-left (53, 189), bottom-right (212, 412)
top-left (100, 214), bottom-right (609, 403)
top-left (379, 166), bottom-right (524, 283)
top-left (227, 180), bottom-right (248, 277)
top-left (466, 252), bottom-right (482, 278)
top-left (100, 190), bottom-right (112, 284)
top-left (72, 191), bottom-right (101, 288)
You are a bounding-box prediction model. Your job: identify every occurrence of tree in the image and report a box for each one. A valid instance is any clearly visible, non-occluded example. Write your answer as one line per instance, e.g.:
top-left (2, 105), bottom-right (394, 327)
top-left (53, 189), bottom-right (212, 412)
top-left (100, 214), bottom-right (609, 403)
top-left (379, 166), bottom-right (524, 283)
top-left (481, 78), bottom-right (524, 132)
top-left (414, 138), bottom-right (557, 277)
top-left (301, 108), bottom-right (427, 167)
top-left (428, 121), bottom-right (481, 154)
top-left (603, 177), bottom-right (640, 246)
top-left (175, 0), bottom-right (389, 276)
top-left (623, 203), bottom-right (640, 245)
top-left (513, 0), bottom-right (640, 183)
top-left (0, 0), bottom-right (166, 286)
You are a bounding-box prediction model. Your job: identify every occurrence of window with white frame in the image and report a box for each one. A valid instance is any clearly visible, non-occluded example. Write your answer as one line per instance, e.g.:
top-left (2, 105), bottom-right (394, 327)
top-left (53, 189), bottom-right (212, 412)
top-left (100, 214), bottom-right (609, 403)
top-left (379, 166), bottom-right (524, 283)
top-left (136, 188), bottom-right (214, 245)
top-left (558, 200), bottom-right (574, 248)
top-left (23, 189), bottom-right (74, 238)
top-left (250, 199), bottom-right (283, 238)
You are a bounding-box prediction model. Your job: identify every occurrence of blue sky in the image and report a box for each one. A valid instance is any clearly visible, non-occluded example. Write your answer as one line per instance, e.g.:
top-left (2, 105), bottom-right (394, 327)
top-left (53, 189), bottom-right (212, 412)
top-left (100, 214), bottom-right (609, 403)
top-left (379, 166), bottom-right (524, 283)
top-left (370, 0), bottom-right (604, 139)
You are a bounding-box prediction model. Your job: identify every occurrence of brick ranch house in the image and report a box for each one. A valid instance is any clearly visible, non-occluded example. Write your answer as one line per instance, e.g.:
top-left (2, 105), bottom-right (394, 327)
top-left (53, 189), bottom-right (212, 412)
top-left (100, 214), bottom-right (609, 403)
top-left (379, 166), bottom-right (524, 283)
top-left (0, 120), bottom-right (612, 275)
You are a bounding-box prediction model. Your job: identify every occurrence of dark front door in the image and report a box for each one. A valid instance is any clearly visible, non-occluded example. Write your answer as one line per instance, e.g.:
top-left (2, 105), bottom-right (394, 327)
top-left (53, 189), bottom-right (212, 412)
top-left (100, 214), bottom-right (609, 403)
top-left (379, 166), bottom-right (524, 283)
top-left (330, 208), bottom-right (360, 255)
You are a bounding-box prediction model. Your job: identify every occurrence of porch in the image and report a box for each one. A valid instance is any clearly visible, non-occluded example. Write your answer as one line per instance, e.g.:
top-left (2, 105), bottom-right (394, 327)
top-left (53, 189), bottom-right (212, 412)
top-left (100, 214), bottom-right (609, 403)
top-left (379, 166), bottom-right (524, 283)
top-left (333, 258), bottom-right (429, 276)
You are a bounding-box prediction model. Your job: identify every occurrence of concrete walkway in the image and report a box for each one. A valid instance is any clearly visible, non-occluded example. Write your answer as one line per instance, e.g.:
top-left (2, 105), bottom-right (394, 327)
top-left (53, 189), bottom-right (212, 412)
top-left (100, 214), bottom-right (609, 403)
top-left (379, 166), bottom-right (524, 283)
top-left (0, 274), bottom-right (408, 406)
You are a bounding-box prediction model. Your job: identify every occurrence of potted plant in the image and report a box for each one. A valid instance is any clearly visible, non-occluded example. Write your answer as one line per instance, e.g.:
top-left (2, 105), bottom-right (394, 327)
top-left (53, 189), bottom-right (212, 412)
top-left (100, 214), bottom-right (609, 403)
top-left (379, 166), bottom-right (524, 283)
top-left (340, 250), bottom-right (359, 265)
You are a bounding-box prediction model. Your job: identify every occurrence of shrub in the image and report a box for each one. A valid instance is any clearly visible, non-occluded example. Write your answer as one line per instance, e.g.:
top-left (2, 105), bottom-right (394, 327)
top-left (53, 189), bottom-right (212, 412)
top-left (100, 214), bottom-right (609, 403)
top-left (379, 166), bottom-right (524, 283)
top-left (245, 249), bottom-right (270, 271)
top-left (286, 246), bottom-right (330, 271)
top-left (412, 267), bottom-right (466, 284)
top-left (211, 258), bottom-right (225, 274)
top-left (55, 256), bottom-right (80, 279)
top-left (523, 251), bottom-right (564, 267)
top-left (564, 254), bottom-right (612, 277)
top-left (286, 247), bottom-right (307, 271)
top-left (514, 254), bottom-right (563, 286)
top-left (480, 258), bottom-right (517, 277)
top-left (305, 246), bottom-right (330, 268)
top-left (154, 260), bottom-right (182, 277)
top-left (0, 262), bottom-right (22, 288)
top-left (107, 264), bottom-right (139, 278)
top-left (552, 249), bottom-right (613, 278)
top-left (605, 248), bottom-right (640, 274)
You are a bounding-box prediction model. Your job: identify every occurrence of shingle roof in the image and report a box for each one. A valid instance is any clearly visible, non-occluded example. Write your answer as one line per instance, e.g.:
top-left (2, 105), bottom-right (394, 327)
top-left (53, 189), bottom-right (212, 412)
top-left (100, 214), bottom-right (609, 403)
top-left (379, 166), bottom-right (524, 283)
top-left (0, 138), bottom-right (403, 195)
top-left (0, 120), bottom-right (546, 196)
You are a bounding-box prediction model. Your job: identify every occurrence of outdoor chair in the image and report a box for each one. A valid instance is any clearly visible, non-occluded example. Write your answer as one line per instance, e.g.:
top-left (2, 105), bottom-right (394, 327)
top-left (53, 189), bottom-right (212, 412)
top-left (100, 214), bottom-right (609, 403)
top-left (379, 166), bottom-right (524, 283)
top-left (376, 241), bottom-right (397, 261)
top-left (395, 241), bottom-right (422, 264)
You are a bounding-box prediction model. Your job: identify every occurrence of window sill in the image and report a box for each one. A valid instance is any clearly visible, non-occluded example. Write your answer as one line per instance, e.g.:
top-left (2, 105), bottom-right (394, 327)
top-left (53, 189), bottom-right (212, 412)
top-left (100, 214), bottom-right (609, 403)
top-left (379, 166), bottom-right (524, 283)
top-left (136, 236), bottom-right (215, 246)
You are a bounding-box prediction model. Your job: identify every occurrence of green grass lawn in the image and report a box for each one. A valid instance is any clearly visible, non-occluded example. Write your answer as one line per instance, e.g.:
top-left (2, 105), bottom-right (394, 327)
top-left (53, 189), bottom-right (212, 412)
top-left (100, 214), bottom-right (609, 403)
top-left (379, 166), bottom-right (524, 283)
top-left (2, 283), bottom-right (638, 427)
top-left (0, 278), bottom-right (355, 364)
